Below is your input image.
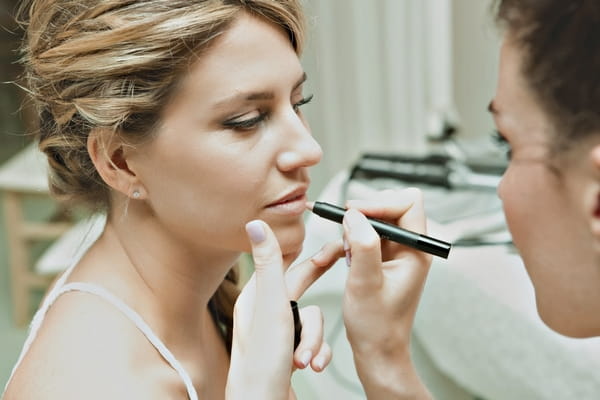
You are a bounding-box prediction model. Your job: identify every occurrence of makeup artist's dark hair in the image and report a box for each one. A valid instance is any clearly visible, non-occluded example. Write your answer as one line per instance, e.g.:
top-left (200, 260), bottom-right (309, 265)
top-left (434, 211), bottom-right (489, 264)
top-left (17, 0), bottom-right (306, 350)
top-left (495, 0), bottom-right (600, 151)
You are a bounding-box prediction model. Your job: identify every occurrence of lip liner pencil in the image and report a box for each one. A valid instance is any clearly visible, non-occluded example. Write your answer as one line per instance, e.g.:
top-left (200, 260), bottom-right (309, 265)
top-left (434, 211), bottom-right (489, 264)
top-left (306, 201), bottom-right (451, 259)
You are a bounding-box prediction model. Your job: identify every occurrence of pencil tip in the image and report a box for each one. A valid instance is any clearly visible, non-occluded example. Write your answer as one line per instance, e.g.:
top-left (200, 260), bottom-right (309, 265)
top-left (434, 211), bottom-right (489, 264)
top-left (305, 201), bottom-right (314, 211)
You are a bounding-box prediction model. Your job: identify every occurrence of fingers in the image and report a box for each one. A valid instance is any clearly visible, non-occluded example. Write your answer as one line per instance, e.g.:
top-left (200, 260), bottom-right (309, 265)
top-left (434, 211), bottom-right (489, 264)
top-left (343, 208), bottom-right (383, 291)
top-left (293, 305), bottom-right (332, 372)
top-left (346, 187), bottom-right (426, 233)
top-left (285, 240), bottom-right (344, 300)
top-left (293, 305), bottom-right (320, 369)
top-left (310, 342), bottom-right (332, 372)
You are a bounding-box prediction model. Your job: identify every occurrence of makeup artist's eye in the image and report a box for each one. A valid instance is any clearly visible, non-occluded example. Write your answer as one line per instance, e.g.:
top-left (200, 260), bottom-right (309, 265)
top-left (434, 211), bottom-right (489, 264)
top-left (293, 94), bottom-right (313, 113)
top-left (491, 129), bottom-right (512, 160)
top-left (222, 112), bottom-right (268, 131)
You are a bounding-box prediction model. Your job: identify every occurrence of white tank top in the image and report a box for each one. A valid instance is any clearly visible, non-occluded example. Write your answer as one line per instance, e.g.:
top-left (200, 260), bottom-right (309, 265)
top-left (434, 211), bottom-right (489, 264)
top-left (2, 253), bottom-right (199, 400)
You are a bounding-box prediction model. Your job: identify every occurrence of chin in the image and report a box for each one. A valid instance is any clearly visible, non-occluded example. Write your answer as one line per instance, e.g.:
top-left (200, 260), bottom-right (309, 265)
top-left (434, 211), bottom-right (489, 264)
top-left (278, 241), bottom-right (302, 268)
top-left (537, 300), bottom-right (600, 338)
top-left (278, 233), bottom-right (305, 267)
top-left (540, 317), bottom-right (597, 339)
top-left (273, 217), bottom-right (305, 244)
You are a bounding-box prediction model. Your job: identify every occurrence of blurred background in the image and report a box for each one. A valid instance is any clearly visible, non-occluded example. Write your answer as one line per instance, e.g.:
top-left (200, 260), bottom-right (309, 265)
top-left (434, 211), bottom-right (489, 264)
top-left (301, 0), bottom-right (499, 200)
top-left (0, 0), bottom-right (31, 159)
top-left (0, 0), bottom-right (504, 397)
top-left (0, 0), bottom-right (40, 389)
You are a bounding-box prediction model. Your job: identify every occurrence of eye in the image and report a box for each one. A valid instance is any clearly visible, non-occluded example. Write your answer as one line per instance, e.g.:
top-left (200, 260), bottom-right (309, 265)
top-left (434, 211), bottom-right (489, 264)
top-left (491, 129), bottom-right (512, 160)
top-left (222, 112), bottom-right (268, 131)
top-left (293, 94), bottom-right (313, 113)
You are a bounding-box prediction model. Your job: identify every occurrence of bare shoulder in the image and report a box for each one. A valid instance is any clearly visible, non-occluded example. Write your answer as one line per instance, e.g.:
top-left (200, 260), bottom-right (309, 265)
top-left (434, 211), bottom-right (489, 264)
top-left (3, 290), bottom-right (184, 400)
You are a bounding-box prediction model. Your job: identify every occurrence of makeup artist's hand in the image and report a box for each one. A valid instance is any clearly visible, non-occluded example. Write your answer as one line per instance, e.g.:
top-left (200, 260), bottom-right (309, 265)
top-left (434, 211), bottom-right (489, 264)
top-left (226, 220), bottom-right (343, 400)
top-left (342, 188), bottom-right (433, 400)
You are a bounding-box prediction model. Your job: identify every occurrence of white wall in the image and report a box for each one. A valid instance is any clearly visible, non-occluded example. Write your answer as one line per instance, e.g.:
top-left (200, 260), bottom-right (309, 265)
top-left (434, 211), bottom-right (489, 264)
top-left (301, 0), bottom-right (456, 199)
top-left (452, 0), bottom-right (501, 139)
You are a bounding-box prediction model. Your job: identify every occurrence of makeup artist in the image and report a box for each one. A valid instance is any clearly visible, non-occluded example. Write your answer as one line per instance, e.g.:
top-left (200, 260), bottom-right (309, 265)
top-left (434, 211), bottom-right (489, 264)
top-left (334, 0), bottom-right (600, 398)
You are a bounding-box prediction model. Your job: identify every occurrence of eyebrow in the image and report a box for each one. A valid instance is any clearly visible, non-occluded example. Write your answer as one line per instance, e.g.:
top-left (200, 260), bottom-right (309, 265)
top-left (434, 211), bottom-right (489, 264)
top-left (214, 72), bottom-right (307, 109)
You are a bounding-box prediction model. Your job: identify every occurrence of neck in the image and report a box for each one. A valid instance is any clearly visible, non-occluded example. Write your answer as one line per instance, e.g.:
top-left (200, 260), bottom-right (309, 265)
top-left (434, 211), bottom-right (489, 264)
top-left (96, 206), bottom-right (241, 345)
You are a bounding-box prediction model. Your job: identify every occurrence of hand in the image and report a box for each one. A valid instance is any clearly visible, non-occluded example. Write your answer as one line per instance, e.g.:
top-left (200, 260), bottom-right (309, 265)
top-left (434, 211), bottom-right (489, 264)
top-left (341, 188), bottom-right (433, 399)
top-left (226, 220), bottom-right (343, 400)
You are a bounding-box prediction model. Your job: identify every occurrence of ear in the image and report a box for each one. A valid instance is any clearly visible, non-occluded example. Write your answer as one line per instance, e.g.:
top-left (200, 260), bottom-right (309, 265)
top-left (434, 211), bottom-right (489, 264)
top-left (587, 144), bottom-right (600, 237)
top-left (87, 129), bottom-right (146, 200)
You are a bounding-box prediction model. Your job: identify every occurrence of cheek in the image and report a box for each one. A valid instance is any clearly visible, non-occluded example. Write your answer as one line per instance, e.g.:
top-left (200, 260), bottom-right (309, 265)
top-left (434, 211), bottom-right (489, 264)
top-left (500, 168), bottom-right (572, 286)
top-left (144, 163), bottom-right (263, 248)
top-left (498, 167), bottom-right (549, 257)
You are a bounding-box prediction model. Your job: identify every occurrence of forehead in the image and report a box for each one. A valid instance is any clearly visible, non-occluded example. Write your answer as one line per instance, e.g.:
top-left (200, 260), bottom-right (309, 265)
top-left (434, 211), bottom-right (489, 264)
top-left (172, 13), bottom-right (302, 104)
top-left (494, 37), bottom-right (552, 144)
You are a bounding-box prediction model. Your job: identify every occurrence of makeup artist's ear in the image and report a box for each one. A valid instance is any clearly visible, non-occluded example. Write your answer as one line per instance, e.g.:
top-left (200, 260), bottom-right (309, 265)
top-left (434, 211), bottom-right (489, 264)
top-left (587, 144), bottom-right (600, 243)
top-left (87, 129), bottom-right (146, 199)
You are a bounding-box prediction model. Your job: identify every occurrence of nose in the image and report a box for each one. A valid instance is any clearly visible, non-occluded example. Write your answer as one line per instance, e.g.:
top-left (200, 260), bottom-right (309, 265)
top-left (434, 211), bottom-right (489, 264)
top-left (276, 116), bottom-right (323, 172)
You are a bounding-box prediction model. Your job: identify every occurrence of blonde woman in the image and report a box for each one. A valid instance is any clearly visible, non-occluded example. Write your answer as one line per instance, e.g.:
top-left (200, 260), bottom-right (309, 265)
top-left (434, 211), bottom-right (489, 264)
top-left (2, 0), bottom-right (357, 398)
top-left (3, 0), bottom-right (434, 398)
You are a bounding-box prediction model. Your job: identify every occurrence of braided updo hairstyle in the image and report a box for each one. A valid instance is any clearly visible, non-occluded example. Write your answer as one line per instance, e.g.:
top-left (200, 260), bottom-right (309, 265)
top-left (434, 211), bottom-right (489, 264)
top-left (17, 0), bottom-right (306, 349)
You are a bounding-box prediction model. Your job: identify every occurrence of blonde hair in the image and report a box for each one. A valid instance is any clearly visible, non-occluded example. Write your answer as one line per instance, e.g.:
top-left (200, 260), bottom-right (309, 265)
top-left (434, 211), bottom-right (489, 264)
top-left (17, 0), bottom-right (306, 349)
top-left (18, 0), bottom-right (305, 210)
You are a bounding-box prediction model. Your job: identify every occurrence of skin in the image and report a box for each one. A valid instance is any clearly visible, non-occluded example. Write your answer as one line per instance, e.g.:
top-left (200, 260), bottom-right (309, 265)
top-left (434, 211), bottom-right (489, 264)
top-left (4, 13), bottom-right (340, 400)
top-left (490, 36), bottom-right (600, 338)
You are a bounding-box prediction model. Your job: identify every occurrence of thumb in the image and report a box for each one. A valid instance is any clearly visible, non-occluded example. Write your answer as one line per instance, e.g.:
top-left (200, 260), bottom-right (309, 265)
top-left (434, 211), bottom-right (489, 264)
top-left (245, 220), bottom-right (288, 303)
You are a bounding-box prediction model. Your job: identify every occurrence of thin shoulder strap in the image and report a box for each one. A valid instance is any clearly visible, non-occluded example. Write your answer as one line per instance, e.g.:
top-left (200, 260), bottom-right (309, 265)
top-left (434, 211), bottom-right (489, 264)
top-left (7, 213), bottom-right (107, 379)
top-left (62, 282), bottom-right (199, 400)
top-left (5, 282), bottom-right (199, 400)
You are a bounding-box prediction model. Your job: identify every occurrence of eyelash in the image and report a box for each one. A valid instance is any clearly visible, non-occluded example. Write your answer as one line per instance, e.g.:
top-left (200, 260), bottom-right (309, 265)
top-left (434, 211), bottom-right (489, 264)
top-left (491, 129), bottom-right (512, 160)
top-left (222, 113), bottom-right (266, 130)
top-left (222, 94), bottom-right (314, 131)
top-left (293, 94), bottom-right (313, 112)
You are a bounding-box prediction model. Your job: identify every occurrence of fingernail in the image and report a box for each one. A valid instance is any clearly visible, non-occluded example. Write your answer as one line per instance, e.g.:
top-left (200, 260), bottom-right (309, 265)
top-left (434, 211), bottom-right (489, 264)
top-left (345, 250), bottom-right (351, 267)
top-left (313, 355), bottom-right (325, 371)
top-left (245, 220), bottom-right (266, 244)
top-left (343, 239), bottom-right (351, 267)
top-left (300, 350), bottom-right (312, 368)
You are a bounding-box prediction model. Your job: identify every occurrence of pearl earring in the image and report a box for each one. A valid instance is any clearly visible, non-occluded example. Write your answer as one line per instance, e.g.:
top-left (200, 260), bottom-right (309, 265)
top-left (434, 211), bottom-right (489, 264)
top-left (132, 190), bottom-right (141, 199)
